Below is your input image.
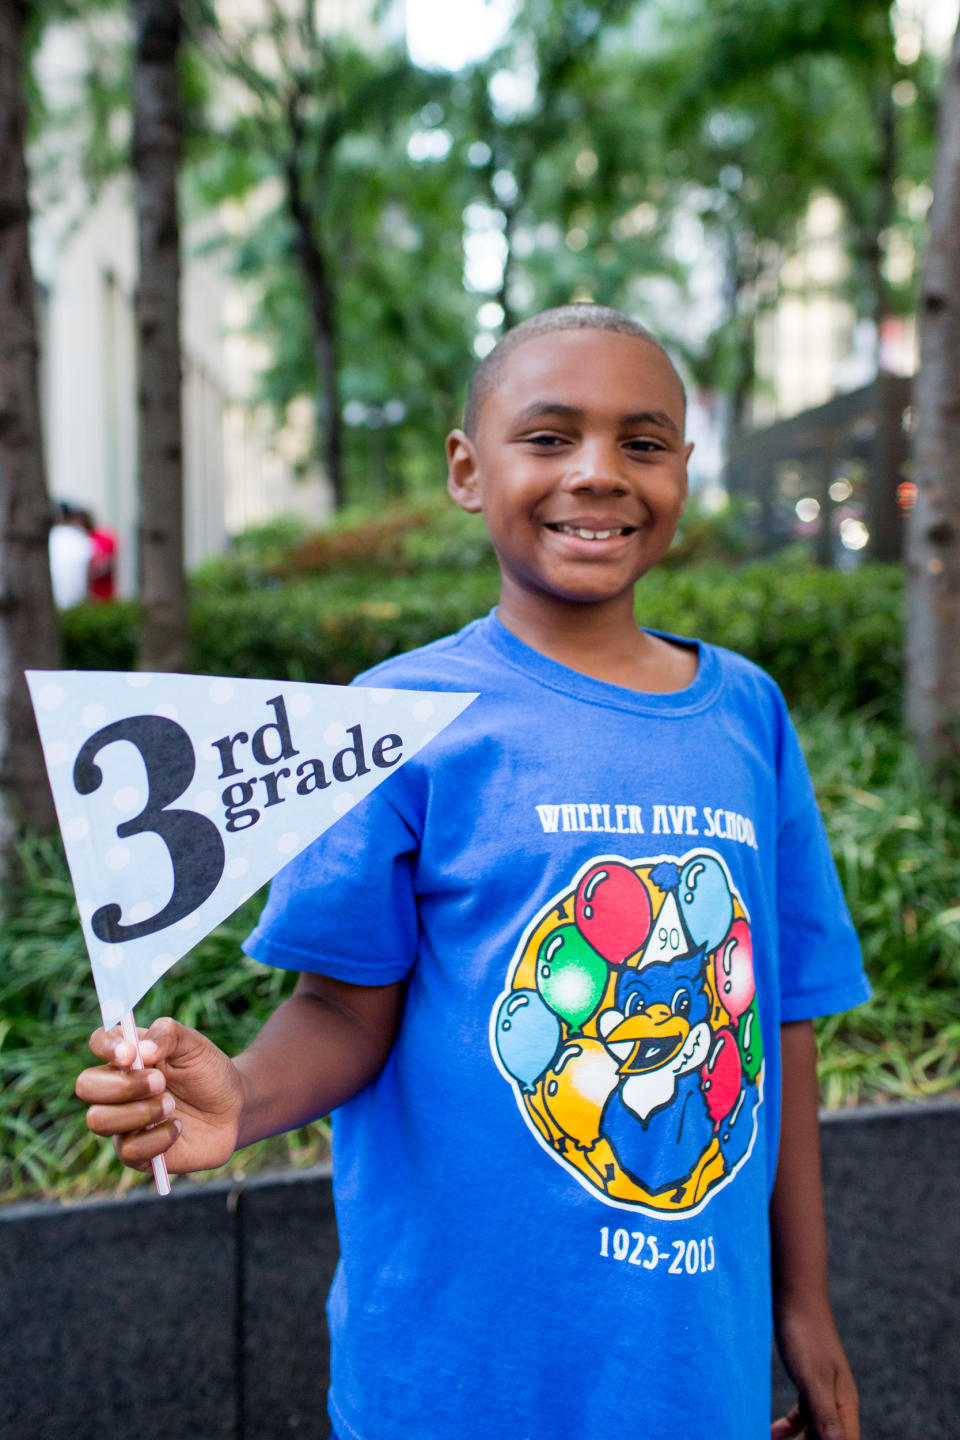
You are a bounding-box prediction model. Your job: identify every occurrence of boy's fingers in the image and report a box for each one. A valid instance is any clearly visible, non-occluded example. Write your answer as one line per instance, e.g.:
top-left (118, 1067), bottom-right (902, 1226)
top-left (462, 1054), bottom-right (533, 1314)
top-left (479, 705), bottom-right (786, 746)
top-left (798, 1368), bottom-right (859, 1440)
top-left (771, 1403), bottom-right (807, 1438)
top-left (75, 1062), bottom-right (165, 1105)
top-left (114, 1119), bottom-right (182, 1169)
top-left (84, 1091), bottom-right (177, 1137)
top-left (88, 1025), bottom-right (136, 1068)
top-left (810, 1381), bottom-right (858, 1440)
top-left (87, 1016), bottom-right (178, 1069)
top-left (835, 1370), bottom-right (860, 1440)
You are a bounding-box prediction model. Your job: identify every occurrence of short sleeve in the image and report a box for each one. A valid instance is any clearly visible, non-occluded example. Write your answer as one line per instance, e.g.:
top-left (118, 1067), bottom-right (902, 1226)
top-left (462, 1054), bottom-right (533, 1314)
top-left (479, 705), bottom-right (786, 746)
top-left (243, 788), bottom-right (420, 985)
top-left (775, 712), bottom-right (871, 1022)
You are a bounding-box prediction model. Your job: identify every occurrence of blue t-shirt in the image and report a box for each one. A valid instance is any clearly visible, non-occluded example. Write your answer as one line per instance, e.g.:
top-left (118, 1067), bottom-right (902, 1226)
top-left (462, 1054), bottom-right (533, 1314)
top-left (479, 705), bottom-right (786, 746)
top-left (244, 612), bottom-right (869, 1440)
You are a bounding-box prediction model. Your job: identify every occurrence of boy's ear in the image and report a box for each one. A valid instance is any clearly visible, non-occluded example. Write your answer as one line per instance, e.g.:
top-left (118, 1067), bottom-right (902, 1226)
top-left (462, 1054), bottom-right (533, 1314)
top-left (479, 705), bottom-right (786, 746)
top-left (446, 429), bottom-right (482, 513)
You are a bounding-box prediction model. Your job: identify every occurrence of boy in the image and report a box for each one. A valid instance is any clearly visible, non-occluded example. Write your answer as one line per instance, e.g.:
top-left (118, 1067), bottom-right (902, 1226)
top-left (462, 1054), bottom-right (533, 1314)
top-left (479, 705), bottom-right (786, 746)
top-left (78, 305), bottom-right (868, 1440)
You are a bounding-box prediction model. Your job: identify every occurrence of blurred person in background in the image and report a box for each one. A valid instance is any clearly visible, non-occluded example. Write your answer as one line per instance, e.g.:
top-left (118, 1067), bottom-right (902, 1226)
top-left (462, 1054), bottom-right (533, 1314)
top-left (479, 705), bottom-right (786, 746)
top-left (48, 501), bottom-right (94, 610)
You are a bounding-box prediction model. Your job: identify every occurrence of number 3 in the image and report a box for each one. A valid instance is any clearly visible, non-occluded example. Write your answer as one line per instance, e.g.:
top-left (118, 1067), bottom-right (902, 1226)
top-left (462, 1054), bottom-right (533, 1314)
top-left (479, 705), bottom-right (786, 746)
top-left (74, 715), bottom-right (225, 943)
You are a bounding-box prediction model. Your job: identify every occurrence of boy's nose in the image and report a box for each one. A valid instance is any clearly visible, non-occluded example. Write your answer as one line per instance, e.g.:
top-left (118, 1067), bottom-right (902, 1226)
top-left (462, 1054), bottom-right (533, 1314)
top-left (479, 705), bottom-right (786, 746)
top-left (565, 443), bottom-right (628, 492)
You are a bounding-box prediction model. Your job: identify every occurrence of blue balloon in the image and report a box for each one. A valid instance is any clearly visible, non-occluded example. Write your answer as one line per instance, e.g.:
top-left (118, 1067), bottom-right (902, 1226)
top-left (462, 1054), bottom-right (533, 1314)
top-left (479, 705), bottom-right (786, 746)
top-left (494, 989), bottom-right (561, 1092)
top-left (678, 853), bottom-right (734, 952)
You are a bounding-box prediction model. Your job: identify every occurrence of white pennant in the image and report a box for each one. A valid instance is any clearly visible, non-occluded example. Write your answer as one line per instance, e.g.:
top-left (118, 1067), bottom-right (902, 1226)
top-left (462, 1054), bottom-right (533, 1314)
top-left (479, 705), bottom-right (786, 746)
top-left (27, 670), bottom-right (477, 1028)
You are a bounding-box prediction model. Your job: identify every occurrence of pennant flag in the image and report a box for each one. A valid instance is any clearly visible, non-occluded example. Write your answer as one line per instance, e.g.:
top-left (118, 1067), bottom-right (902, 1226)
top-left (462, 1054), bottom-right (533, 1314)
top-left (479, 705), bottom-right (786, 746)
top-left (27, 671), bottom-right (477, 1028)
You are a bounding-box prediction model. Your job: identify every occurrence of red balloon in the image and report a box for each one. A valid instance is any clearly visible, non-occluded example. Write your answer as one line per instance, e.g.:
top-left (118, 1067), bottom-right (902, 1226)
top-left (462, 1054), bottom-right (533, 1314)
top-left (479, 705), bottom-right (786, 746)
top-left (574, 861), bottom-right (652, 965)
top-left (714, 918), bottom-right (755, 1021)
top-left (700, 1028), bottom-right (742, 1130)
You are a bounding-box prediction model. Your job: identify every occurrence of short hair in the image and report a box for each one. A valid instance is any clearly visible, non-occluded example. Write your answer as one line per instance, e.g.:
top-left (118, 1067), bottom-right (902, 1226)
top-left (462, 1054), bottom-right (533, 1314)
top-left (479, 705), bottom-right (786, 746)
top-left (463, 303), bottom-right (679, 436)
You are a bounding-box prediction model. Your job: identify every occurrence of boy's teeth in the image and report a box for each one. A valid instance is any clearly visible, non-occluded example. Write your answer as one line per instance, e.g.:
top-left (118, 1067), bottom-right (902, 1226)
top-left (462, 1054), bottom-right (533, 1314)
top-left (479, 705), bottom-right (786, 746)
top-left (556, 524), bottom-right (623, 540)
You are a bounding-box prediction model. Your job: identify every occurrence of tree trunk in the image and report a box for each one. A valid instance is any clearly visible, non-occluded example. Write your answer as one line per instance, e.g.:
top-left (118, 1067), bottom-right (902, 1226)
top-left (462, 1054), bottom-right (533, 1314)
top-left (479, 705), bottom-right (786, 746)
top-left (722, 226), bottom-right (759, 451)
top-left (285, 92), bottom-right (345, 510)
top-left (0, 0), bottom-right (62, 869)
top-left (133, 0), bottom-right (189, 671)
top-left (864, 85), bottom-right (903, 563)
top-left (905, 19), bottom-right (960, 773)
top-left (289, 204), bottom-right (344, 511)
top-left (310, 273), bottom-right (343, 511)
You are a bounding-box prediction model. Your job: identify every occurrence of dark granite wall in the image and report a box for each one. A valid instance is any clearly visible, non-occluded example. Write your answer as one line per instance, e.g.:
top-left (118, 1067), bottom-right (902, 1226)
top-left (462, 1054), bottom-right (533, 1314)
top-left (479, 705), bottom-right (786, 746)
top-left (2, 1102), bottom-right (957, 1440)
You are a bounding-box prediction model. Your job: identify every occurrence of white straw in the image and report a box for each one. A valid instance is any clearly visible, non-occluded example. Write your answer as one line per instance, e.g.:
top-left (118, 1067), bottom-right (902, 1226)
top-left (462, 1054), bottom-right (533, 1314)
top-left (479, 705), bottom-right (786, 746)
top-left (120, 1009), bottom-right (172, 1197)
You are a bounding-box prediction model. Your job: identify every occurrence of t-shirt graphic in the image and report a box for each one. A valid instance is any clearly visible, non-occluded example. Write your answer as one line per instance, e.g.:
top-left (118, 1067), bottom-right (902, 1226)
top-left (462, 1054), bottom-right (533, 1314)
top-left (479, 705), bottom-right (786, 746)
top-left (491, 848), bottom-right (762, 1217)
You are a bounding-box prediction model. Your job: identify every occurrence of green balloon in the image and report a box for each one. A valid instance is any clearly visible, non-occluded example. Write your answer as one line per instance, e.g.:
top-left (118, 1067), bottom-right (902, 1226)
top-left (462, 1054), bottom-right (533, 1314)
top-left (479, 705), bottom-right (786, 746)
top-left (737, 995), bottom-right (763, 1085)
top-left (536, 924), bottom-right (608, 1033)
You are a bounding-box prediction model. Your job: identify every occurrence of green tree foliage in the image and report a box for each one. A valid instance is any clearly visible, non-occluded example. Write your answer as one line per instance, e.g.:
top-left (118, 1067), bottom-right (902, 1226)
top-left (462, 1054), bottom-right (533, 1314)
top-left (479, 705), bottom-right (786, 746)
top-left (184, 0), bottom-right (691, 501)
top-left (454, 0), bottom-right (655, 326)
top-left (36, 0), bottom-right (937, 509)
top-left (19, 0), bottom-right (947, 531)
top-left (649, 0), bottom-right (939, 425)
top-left (184, 2), bottom-right (474, 506)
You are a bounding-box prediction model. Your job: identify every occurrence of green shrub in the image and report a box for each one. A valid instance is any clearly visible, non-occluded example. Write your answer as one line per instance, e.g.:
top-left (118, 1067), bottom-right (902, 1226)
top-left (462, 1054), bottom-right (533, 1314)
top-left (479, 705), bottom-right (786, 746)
top-left (635, 562), bottom-right (904, 716)
top-left (62, 553), bottom-right (903, 718)
top-left (658, 496), bottom-right (763, 569)
top-left (61, 600), bottom-right (139, 672)
top-left (61, 502), bottom-right (903, 715)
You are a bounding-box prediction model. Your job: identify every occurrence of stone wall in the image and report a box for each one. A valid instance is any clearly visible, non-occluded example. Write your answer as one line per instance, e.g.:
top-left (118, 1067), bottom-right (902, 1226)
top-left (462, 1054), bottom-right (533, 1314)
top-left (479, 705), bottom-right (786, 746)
top-left (2, 1102), bottom-right (957, 1440)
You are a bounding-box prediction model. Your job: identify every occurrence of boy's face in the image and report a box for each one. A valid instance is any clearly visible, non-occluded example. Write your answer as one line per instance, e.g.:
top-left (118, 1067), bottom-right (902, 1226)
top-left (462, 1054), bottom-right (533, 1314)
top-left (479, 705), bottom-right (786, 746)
top-left (447, 329), bottom-right (692, 619)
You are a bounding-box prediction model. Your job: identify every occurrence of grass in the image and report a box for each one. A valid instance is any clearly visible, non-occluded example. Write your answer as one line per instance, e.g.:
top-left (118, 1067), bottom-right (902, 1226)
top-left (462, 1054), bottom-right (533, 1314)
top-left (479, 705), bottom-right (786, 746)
top-left (1, 704), bottom-right (957, 1202)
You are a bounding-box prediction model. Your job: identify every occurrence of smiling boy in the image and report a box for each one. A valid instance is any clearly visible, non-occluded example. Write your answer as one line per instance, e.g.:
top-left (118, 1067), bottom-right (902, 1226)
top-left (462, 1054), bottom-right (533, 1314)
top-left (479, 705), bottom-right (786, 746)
top-left (78, 305), bottom-right (869, 1440)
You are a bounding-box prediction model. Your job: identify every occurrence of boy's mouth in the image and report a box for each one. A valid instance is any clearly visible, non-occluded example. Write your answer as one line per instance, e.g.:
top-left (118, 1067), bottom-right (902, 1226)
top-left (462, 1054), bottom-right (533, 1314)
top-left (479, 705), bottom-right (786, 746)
top-left (546, 523), bottom-right (636, 541)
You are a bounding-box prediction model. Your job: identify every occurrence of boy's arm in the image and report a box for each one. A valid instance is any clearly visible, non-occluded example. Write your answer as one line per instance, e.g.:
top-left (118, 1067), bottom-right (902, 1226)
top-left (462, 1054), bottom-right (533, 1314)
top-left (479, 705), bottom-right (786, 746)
top-left (76, 972), bottom-right (404, 1174)
top-left (769, 1020), bottom-right (859, 1440)
top-left (234, 971), bottom-right (404, 1147)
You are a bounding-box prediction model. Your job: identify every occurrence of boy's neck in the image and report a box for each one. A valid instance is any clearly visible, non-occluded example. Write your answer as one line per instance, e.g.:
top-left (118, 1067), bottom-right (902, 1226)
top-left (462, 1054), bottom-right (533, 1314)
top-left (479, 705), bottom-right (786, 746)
top-left (496, 589), bottom-right (698, 694)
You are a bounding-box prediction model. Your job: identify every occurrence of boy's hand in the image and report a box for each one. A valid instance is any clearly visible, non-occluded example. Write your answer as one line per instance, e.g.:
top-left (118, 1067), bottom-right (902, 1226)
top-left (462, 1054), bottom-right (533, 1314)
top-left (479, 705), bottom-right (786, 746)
top-left (76, 1017), bottom-right (245, 1175)
top-left (770, 1300), bottom-right (859, 1440)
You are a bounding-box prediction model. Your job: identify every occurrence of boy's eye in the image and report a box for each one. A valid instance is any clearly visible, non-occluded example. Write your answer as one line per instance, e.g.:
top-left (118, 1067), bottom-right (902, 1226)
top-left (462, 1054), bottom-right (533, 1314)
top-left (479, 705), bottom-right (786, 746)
top-left (525, 433), bottom-right (567, 448)
top-left (625, 438), bottom-right (666, 454)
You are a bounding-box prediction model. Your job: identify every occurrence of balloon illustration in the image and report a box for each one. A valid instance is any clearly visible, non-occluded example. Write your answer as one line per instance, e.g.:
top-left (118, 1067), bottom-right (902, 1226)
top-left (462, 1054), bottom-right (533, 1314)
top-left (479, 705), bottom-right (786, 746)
top-left (493, 849), bottom-right (764, 1215)
top-left (678, 854), bottom-right (734, 952)
top-left (541, 1039), bottom-right (620, 1150)
top-left (737, 995), bottom-right (763, 1085)
top-left (574, 861), bottom-right (652, 964)
top-left (714, 918), bottom-right (755, 1020)
top-left (494, 989), bottom-right (561, 1092)
top-left (537, 924), bottom-right (609, 1033)
top-left (700, 1028), bottom-right (742, 1130)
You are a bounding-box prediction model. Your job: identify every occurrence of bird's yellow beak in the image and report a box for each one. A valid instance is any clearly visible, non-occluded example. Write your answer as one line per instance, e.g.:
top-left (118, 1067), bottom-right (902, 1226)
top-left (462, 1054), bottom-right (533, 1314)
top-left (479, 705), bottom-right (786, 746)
top-left (604, 1003), bottom-right (689, 1074)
